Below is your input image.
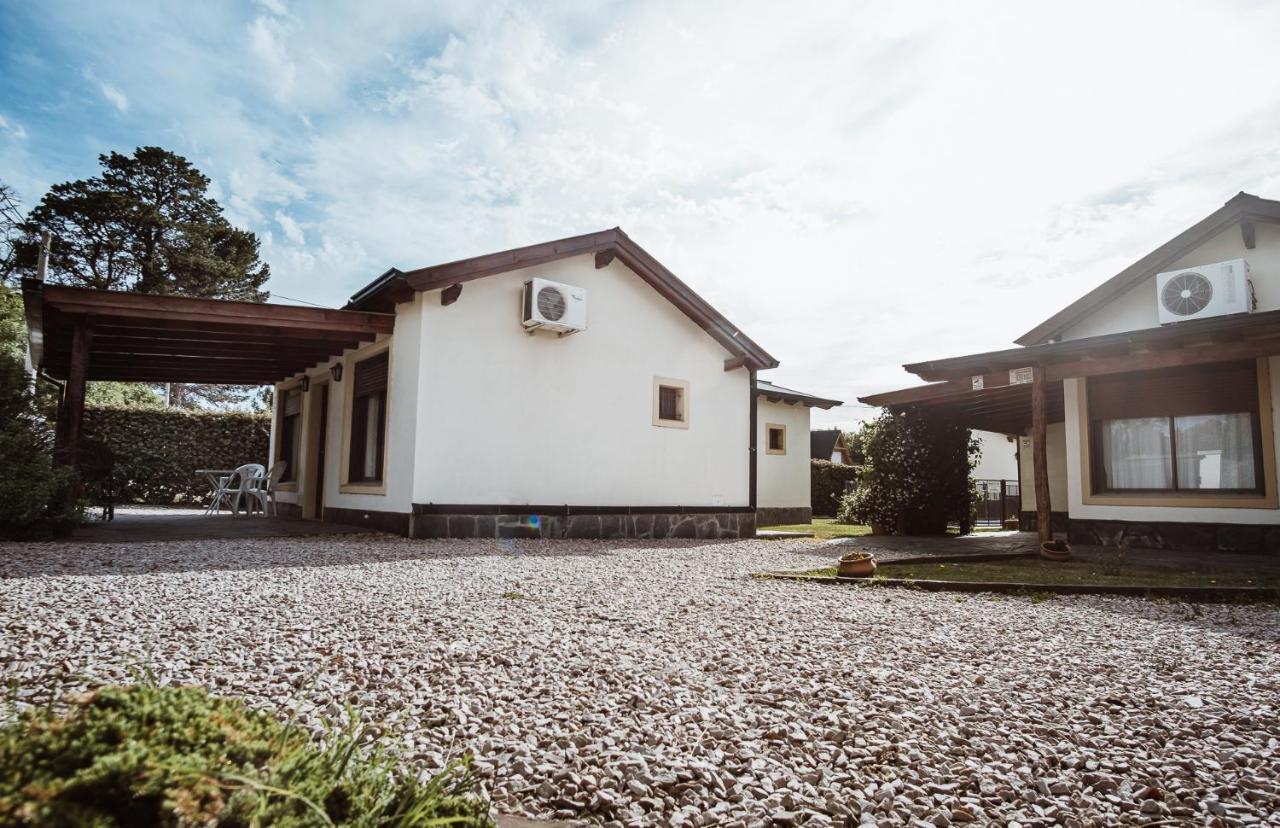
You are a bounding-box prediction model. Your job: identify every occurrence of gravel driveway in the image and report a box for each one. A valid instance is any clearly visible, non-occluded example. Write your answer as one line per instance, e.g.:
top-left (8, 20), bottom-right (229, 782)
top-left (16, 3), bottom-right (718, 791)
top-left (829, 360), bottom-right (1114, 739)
top-left (2, 535), bottom-right (1278, 826)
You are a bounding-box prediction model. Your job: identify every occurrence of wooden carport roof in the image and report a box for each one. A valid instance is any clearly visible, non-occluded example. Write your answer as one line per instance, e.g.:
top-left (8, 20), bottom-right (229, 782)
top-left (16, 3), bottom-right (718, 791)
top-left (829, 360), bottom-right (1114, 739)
top-left (23, 280), bottom-right (394, 385)
top-left (861, 308), bottom-right (1280, 434)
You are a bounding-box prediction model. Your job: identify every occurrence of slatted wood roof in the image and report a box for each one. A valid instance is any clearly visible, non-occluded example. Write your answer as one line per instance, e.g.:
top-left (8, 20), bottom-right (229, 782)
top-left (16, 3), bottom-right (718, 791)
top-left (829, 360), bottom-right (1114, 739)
top-left (22, 280), bottom-right (394, 385)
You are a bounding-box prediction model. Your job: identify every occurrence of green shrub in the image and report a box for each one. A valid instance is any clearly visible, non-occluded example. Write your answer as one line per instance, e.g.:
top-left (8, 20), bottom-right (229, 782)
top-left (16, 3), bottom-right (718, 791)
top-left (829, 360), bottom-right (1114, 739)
top-left (0, 684), bottom-right (492, 827)
top-left (811, 460), bottom-right (861, 519)
top-left (842, 409), bottom-right (978, 535)
top-left (84, 406), bottom-right (270, 504)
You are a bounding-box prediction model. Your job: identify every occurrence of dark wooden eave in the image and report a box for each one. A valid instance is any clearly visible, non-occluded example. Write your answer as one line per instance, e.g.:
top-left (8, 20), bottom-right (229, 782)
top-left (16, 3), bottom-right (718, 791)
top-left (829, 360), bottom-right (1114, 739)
top-left (346, 228), bottom-right (779, 371)
top-left (1017, 192), bottom-right (1280, 345)
top-left (754, 379), bottom-right (842, 409)
top-left (23, 280), bottom-right (394, 384)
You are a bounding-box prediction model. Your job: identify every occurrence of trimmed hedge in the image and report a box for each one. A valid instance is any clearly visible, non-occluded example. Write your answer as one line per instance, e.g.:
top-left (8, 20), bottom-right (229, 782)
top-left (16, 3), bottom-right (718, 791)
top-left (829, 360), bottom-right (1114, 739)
top-left (84, 406), bottom-right (270, 504)
top-left (811, 459), bottom-right (861, 518)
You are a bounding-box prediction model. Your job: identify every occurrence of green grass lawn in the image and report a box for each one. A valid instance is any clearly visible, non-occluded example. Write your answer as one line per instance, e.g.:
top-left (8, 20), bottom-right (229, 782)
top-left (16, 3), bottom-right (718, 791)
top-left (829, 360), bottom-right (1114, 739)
top-left (805, 558), bottom-right (1279, 588)
top-left (760, 518), bottom-right (872, 539)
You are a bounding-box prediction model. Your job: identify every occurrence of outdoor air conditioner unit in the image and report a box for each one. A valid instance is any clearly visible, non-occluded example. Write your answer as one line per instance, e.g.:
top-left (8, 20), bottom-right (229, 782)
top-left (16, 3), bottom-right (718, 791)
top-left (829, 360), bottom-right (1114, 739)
top-left (1156, 259), bottom-right (1254, 325)
top-left (522, 277), bottom-right (587, 334)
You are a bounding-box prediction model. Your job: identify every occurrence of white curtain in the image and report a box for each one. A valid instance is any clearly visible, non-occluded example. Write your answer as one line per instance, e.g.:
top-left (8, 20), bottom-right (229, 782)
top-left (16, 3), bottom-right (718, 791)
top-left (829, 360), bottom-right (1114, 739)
top-left (363, 395), bottom-right (381, 479)
top-left (1100, 417), bottom-right (1172, 489)
top-left (1175, 413), bottom-right (1256, 490)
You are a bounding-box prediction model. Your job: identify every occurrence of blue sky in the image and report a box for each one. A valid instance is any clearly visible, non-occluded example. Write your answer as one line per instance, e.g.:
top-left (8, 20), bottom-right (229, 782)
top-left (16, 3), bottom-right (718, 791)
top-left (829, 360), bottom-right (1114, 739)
top-left (5, 1), bottom-right (1280, 427)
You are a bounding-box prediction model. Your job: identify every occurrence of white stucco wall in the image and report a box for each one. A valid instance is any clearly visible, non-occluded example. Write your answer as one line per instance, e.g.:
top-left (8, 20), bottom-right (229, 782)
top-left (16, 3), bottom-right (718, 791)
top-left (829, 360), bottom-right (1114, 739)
top-left (1018, 422), bottom-right (1068, 513)
top-left (972, 430), bottom-right (1018, 481)
top-left (410, 254), bottom-right (752, 507)
top-left (1049, 220), bottom-right (1280, 524)
top-left (755, 398), bottom-right (812, 510)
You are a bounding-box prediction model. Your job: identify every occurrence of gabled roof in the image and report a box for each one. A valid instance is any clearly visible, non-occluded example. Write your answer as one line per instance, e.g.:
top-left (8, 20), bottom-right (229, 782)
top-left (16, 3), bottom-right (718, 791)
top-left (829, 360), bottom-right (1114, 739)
top-left (1017, 192), bottom-right (1280, 345)
top-left (347, 228), bottom-right (779, 371)
top-left (755, 379), bottom-right (842, 409)
top-left (810, 429), bottom-right (844, 460)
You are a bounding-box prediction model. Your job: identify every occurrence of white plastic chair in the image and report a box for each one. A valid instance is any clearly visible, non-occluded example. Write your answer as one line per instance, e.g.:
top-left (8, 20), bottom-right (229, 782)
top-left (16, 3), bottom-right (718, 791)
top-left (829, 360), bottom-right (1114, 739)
top-left (226, 463), bottom-right (267, 517)
top-left (235, 462), bottom-right (286, 517)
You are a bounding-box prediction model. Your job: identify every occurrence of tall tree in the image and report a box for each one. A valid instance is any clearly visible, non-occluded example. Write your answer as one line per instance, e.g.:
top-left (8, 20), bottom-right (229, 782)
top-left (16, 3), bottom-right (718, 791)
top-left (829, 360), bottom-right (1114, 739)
top-left (9, 151), bottom-right (272, 409)
top-left (12, 148), bottom-right (269, 300)
top-left (0, 182), bottom-right (24, 282)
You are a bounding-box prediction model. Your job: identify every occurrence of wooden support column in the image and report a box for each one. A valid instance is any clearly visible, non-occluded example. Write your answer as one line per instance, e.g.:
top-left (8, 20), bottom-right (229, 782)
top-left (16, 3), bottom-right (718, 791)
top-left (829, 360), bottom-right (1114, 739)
top-left (57, 319), bottom-right (93, 481)
top-left (1031, 364), bottom-right (1051, 543)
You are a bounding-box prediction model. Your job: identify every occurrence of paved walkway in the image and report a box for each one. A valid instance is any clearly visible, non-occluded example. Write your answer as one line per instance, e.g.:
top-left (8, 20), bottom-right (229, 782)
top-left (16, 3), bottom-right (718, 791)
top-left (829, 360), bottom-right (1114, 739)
top-left (69, 506), bottom-right (368, 544)
top-left (835, 530), bottom-right (1280, 574)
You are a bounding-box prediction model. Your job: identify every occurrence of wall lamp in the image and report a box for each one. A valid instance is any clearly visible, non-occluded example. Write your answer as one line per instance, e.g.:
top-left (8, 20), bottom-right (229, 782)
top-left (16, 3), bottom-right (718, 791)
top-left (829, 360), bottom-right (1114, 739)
top-left (330, 363), bottom-right (344, 382)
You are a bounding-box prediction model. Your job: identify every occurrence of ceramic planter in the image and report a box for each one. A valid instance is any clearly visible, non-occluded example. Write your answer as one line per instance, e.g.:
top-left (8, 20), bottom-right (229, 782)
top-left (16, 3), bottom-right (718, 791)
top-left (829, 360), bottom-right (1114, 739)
top-left (1039, 540), bottom-right (1071, 562)
top-left (837, 551), bottom-right (877, 578)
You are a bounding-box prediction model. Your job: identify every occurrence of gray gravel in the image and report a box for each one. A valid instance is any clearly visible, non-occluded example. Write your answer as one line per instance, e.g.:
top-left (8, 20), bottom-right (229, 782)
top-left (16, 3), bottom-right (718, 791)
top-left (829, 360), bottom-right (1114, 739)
top-left (2, 535), bottom-right (1279, 826)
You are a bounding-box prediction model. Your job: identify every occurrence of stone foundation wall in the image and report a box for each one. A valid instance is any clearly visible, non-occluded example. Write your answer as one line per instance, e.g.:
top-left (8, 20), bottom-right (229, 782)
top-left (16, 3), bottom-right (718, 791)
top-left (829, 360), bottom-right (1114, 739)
top-left (755, 506), bottom-right (811, 526)
top-left (410, 510), bottom-right (756, 540)
top-left (1068, 518), bottom-right (1280, 555)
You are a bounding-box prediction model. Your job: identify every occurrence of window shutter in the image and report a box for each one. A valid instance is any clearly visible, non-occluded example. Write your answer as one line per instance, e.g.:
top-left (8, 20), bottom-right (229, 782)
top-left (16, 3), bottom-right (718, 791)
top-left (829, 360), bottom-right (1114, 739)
top-left (282, 389), bottom-right (302, 417)
top-left (1088, 361), bottom-right (1258, 421)
top-left (353, 352), bottom-right (389, 397)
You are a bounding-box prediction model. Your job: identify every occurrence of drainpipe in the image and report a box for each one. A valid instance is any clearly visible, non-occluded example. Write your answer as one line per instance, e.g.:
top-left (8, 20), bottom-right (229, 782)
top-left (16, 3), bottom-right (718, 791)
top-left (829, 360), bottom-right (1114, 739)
top-left (748, 368), bottom-right (758, 510)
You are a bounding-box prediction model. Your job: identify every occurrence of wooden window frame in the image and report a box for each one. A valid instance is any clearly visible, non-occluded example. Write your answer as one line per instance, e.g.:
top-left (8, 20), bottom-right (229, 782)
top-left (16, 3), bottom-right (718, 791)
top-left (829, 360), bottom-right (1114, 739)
top-left (766, 423), bottom-right (787, 455)
top-left (1080, 358), bottom-right (1278, 509)
top-left (275, 382), bottom-right (303, 488)
top-left (652, 377), bottom-right (689, 429)
top-left (340, 341), bottom-right (392, 495)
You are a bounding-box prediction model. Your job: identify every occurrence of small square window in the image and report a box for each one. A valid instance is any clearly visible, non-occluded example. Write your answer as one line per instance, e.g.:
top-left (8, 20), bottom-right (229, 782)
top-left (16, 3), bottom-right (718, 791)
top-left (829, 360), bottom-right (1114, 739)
top-left (653, 377), bottom-right (689, 428)
top-left (766, 423), bottom-right (786, 454)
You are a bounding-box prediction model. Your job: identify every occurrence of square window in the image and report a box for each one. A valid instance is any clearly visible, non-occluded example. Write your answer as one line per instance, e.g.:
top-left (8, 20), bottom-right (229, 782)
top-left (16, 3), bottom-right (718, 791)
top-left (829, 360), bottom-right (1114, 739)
top-left (766, 423), bottom-right (786, 454)
top-left (653, 377), bottom-right (689, 428)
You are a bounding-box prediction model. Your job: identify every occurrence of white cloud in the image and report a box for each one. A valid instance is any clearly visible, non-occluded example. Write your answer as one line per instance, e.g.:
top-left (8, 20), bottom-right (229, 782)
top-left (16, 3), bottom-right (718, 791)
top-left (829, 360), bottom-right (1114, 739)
top-left (17, 0), bottom-right (1280, 429)
top-left (0, 114), bottom-right (27, 140)
top-left (274, 210), bottom-right (305, 244)
top-left (82, 67), bottom-right (130, 112)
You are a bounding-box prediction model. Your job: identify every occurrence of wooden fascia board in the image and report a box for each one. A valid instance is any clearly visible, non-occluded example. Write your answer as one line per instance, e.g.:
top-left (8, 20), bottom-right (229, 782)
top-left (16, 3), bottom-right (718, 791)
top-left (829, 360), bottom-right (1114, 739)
top-left (402, 229), bottom-right (620, 291)
top-left (1044, 337), bottom-right (1280, 381)
top-left (40, 286), bottom-right (395, 334)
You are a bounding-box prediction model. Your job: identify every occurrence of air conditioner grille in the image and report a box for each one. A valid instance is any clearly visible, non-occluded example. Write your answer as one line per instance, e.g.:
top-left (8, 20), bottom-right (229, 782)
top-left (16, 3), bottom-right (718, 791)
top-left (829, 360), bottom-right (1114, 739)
top-left (1160, 271), bottom-right (1214, 317)
top-left (536, 285), bottom-right (567, 321)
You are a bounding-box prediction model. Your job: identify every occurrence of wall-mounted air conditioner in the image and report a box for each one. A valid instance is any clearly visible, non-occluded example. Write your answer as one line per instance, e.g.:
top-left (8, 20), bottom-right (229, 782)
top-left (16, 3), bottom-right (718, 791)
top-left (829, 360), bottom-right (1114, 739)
top-left (1156, 259), bottom-right (1254, 325)
top-left (522, 277), bottom-right (587, 335)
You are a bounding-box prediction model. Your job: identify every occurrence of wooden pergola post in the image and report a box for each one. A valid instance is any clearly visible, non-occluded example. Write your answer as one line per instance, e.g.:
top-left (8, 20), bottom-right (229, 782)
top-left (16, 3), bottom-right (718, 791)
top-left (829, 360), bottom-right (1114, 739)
top-left (55, 318), bottom-right (92, 491)
top-left (1031, 363), bottom-right (1051, 543)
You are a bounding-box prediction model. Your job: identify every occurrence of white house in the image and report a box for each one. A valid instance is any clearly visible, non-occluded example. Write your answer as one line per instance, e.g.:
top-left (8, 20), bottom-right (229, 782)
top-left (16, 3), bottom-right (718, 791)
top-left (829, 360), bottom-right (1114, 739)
top-left (863, 192), bottom-right (1280, 554)
top-left (754, 380), bottom-right (843, 525)
top-left (267, 228), bottom-right (788, 539)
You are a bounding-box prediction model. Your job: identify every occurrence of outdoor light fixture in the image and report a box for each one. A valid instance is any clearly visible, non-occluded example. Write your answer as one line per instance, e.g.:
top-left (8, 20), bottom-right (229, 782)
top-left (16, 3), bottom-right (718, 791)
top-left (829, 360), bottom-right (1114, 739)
top-left (330, 363), bottom-right (343, 382)
top-left (299, 375), bottom-right (310, 392)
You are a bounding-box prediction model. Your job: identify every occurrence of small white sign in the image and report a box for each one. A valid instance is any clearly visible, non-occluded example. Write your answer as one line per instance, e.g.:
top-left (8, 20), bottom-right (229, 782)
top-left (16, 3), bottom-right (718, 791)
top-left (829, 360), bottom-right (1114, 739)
top-left (1009, 367), bottom-right (1034, 385)
top-left (971, 375), bottom-right (984, 390)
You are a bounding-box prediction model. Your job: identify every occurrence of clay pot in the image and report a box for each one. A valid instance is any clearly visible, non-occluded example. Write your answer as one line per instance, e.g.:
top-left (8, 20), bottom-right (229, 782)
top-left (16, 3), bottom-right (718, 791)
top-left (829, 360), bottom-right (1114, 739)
top-left (1039, 540), bottom-right (1071, 561)
top-left (837, 551), bottom-right (877, 578)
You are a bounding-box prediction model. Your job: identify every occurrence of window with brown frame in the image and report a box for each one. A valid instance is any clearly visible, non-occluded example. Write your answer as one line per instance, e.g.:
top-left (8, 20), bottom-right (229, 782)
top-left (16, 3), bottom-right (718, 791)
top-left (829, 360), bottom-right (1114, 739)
top-left (348, 352), bottom-right (388, 484)
top-left (766, 424), bottom-right (786, 454)
top-left (1088, 361), bottom-right (1264, 495)
top-left (653, 378), bottom-right (689, 428)
top-left (276, 388), bottom-right (302, 482)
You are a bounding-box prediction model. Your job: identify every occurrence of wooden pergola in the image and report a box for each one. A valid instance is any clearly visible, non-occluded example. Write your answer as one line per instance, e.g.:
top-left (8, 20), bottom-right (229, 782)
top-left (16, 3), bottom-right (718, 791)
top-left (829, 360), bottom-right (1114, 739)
top-left (861, 309), bottom-right (1280, 542)
top-left (21, 279), bottom-right (395, 474)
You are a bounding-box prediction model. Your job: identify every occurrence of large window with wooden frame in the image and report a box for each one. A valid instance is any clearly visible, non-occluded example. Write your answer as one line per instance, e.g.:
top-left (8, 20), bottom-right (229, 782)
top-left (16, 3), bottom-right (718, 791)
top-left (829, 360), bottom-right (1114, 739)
top-left (1088, 361), bottom-right (1264, 495)
top-left (347, 352), bottom-right (389, 484)
top-left (276, 387), bottom-right (302, 482)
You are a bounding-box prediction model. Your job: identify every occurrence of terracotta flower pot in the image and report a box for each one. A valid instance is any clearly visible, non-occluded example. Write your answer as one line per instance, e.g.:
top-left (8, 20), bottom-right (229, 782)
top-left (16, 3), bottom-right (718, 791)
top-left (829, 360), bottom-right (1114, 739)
top-left (837, 551), bottom-right (877, 578)
top-left (1039, 540), bottom-right (1071, 562)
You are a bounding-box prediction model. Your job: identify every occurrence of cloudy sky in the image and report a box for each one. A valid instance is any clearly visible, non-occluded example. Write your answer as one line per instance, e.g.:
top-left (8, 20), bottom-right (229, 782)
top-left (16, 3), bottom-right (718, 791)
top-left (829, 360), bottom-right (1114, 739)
top-left (4, 1), bottom-right (1280, 428)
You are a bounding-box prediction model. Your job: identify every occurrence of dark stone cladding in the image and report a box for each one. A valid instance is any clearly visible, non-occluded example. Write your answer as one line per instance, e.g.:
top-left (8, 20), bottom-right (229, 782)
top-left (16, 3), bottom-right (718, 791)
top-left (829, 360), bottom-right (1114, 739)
top-left (275, 501), bottom-right (303, 518)
top-left (322, 506), bottom-right (412, 536)
top-left (1017, 511), bottom-right (1070, 534)
top-left (409, 506), bottom-right (757, 540)
top-left (1068, 518), bottom-right (1280, 556)
top-left (755, 506), bottom-right (812, 526)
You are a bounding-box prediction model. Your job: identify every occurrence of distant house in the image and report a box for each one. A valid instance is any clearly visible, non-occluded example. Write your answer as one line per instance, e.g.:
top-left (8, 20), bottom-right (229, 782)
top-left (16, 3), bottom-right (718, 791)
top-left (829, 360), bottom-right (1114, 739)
top-left (810, 428), bottom-right (855, 465)
top-left (755, 380), bottom-right (842, 525)
top-left (863, 192), bottom-right (1280, 553)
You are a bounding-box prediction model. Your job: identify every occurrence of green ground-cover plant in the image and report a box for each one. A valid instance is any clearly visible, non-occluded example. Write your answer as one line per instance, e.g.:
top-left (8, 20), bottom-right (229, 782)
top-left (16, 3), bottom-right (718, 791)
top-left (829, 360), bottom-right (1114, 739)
top-left (0, 684), bottom-right (492, 827)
